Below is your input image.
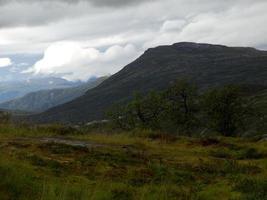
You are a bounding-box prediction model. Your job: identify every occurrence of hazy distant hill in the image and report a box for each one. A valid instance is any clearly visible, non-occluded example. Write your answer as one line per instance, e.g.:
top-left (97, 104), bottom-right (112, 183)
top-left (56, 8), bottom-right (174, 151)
top-left (0, 77), bottom-right (107, 113)
top-left (0, 77), bottom-right (82, 103)
top-left (27, 42), bottom-right (267, 124)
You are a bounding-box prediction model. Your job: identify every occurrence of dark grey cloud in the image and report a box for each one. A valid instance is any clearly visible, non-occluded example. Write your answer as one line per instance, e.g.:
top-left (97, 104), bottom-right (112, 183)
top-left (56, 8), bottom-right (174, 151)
top-left (0, 0), bottom-right (267, 81)
top-left (0, 0), bottom-right (154, 28)
top-left (88, 0), bottom-right (153, 7)
top-left (0, 0), bottom-right (152, 7)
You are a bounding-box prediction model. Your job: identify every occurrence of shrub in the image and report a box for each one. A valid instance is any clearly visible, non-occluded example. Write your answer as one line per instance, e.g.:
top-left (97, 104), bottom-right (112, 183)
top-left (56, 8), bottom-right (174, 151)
top-left (210, 149), bottom-right (232, 159)
top-left (236, 148), bottom-right (265, 160)
top-left (36, 124), bottom-right (81, 135)
top-left (202, 85), bottom-right (253, 136)
top-left (107, 80), bottom-right (201, 135)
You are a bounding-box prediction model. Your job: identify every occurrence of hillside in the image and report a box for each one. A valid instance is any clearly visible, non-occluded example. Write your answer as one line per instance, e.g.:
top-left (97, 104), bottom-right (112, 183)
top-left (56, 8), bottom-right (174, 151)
top-left (27, 42), bottom-right (267, 124)
top-left (0, 77), bottom-right (107, 113)
top-left (0, 126), bottom-right (266, 200)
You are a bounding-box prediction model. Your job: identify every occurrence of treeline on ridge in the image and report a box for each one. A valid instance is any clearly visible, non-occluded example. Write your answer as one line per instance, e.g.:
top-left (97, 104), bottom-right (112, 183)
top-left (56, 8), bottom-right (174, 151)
top-left (107, 80), bottom-right (266, 137)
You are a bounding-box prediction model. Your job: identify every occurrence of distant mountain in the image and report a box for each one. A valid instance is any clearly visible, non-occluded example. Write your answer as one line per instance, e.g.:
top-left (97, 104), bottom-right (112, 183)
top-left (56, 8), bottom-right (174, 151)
top-left (0, 77), bottom-right (82, 103)
top-left (0, 77), bottom-right (107, 113)
top-left (26, 42), bottom-right (267, 124)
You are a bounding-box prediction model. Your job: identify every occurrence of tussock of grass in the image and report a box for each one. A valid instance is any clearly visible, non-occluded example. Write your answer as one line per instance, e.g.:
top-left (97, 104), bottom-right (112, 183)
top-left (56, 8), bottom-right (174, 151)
top-left (235, 177), bottom-right (267, 200)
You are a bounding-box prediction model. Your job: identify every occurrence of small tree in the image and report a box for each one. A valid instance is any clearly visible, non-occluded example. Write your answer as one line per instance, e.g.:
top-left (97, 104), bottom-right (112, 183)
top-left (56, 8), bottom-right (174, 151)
top-left (202, 85), bottom-right (251, 136)
top-left (252, 106), bottom-right (267, 135)
top-left (106, 103), bottom-right (135, 130)
top-left (107, 92), bottom-right (166, 130)
top-left (127, 91), bottom-right (165, 129)
top-left (162, 80), bottom-right (199, 134)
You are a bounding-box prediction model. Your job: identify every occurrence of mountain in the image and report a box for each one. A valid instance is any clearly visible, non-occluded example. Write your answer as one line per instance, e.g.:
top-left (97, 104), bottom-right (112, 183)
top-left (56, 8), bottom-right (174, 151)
top-left (0, 77), bottom-right (107, 113)
top-left (0, 77), bottom-right (82, 103)
top-left (26, 42), bottom-right (267, 124)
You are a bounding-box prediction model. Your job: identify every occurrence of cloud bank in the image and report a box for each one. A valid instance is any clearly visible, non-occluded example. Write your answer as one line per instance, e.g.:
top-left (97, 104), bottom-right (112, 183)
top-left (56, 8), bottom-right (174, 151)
top-left (24, 42), bottom-right (141, 81)
top-left (0, 0), bottom-right (266, 81)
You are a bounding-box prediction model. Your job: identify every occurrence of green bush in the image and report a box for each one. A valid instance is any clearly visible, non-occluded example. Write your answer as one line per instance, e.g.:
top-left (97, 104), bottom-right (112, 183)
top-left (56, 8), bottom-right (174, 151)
top-left (202, 85), bottom-right (253, 136)
top-left (107, 82), bottom-right (259, 137)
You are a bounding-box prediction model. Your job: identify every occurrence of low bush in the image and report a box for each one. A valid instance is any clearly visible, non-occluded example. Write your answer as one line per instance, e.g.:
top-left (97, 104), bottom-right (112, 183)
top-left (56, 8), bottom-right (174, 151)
top-left (236, 148), bottom-right (265, 160)
top-left (235, 177), bottom-right (267, 200)
top-left (194, 159), bottom-right (261, 175)
top-left (36, 124), bottom-right (81, 135)
top-left (210, 146), bottom-right (265, 160)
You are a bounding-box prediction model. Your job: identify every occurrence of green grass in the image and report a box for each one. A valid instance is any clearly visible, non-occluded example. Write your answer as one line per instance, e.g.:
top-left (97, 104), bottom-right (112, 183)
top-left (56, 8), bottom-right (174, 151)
top-left (0, 125), bottom-right (266, 199)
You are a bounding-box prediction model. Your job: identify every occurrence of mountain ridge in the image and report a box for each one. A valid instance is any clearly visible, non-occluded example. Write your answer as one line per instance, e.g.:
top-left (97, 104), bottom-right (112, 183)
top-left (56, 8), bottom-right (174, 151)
top-left (24, 42), bottom-right (267, 124)
top-left (0, 77), bottom-right (107, 113)
top-left (0, 77), bottom-right (82, 103)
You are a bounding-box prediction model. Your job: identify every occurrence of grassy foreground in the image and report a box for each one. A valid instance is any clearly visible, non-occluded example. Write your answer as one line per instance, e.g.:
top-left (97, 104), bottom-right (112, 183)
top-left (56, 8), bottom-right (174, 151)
top-left (0, 125), bottom-right (266, 200)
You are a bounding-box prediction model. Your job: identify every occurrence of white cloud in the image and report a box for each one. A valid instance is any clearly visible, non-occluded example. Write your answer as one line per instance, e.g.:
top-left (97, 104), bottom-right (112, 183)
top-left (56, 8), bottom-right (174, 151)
top-left (144, 1), bottom-right (267, 49)
top-left (24, 42), bottom-right (141, 81)
top-left (160, 19), bottom-right (186, 33)
top-left (0, 58), bottom-right (12, 67)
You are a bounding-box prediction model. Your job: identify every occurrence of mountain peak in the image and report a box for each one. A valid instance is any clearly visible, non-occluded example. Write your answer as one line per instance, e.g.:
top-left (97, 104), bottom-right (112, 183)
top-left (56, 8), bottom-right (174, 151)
top-left (172, 42), bottom-right (226, 49)
top-left (27, 42), bottom-right (267, 124)
top-left (143, 42), bottom-right (260, 57)
top-left (144, 42), bottom-right (227, 55)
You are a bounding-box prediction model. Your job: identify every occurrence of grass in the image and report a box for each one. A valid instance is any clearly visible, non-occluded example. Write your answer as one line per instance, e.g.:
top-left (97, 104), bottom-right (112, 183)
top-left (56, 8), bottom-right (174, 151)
top-left (0, 124), bottom-right (266, 199)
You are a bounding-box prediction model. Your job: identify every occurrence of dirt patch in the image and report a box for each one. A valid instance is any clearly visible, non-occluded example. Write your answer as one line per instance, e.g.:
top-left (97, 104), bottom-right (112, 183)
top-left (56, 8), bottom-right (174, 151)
top-left (7, 137), bottom-right (106, 149)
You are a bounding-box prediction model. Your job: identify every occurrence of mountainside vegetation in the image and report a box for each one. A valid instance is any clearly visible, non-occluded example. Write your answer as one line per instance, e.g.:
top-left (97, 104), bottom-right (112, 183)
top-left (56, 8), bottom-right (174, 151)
top-left (107, 80), bottom-right (266, 137)
top-left (27, 42), bottom-right (267, 124)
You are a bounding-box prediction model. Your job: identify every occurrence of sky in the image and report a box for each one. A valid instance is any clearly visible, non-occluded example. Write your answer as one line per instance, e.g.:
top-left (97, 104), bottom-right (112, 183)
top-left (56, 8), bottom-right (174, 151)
top-left (0, 0), bottom-right (267, 82)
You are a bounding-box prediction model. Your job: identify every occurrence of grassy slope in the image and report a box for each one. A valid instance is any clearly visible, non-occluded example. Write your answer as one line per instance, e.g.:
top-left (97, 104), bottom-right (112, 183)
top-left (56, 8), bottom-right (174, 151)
top-left (0, 126), bottom-right (266, 200)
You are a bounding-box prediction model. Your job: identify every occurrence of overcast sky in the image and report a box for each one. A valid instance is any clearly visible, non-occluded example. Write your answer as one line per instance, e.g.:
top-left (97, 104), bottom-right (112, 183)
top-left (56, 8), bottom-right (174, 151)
top-left (0, 0), bottom-right (266, 81)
